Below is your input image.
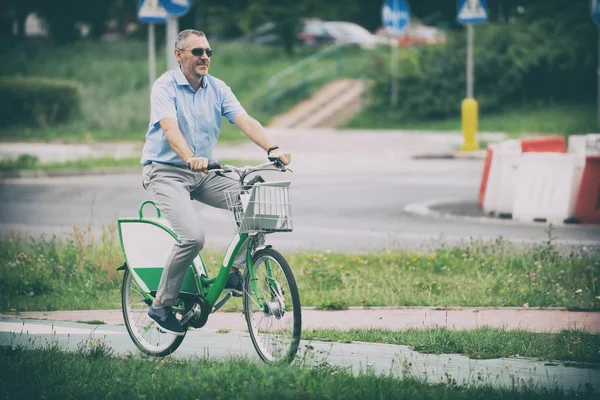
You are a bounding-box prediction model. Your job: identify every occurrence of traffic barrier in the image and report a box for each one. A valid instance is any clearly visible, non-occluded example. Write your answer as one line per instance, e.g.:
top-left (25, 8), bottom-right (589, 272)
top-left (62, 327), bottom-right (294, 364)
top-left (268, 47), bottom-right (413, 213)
top-left (477, 145), bottom-right (494, 207)
top-left (478, 136), bottom-right (567, 209)
top-left (568, 135), bottom-right (588, 155)
top-left (483, 153), bottom-right (521, 216)
top-left (512, 153), bottom-right (584, 223)
top-left (520, 136), bottom-right (566, 153)
top-left (584, 134), bottom-right (600, 156)
top-left (481, 140), bottom-right (521, 215)
top-left (573, 134), bottom-right (600, 224)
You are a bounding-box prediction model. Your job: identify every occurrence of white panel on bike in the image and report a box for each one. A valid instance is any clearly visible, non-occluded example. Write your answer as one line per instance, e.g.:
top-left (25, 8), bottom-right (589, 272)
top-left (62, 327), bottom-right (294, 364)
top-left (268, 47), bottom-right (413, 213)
top-left (120, 219), bottom-right (175, 268)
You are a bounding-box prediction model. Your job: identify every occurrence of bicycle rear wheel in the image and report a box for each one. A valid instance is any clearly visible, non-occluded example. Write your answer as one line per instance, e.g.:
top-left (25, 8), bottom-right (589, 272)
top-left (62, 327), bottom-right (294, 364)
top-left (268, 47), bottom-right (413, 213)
top-left (121, 268), bottom-right (185, 356)
top-left (243, 248), bottom-right (301, 364)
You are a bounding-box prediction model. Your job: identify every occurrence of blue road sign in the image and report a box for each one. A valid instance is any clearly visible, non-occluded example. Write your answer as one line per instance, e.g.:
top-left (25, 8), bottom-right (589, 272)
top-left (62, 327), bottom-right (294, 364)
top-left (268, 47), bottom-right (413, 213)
top-left (138, 0), bottom-right (167, 23)
top-left (382, 0), bottom-right (410, 35)
top-left (593, 0), bottom-right (600, 26)
top-left (159, 0), bottom-right (193, 18)
top-left (457, 0), bottom-right (488, 25)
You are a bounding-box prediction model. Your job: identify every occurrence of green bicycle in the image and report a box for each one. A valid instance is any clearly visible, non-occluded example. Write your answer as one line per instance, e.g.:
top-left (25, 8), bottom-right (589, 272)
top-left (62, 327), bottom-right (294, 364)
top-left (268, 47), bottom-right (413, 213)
top-left (116, 159), bottom-right (301, 364)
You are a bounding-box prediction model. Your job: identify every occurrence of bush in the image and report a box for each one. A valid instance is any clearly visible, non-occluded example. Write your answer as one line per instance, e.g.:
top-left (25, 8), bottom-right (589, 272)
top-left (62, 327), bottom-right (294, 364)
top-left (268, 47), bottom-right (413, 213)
top-left (371, 17), bottom-right (595, 120)
top-left (0, 76), bottom-right (81, 128)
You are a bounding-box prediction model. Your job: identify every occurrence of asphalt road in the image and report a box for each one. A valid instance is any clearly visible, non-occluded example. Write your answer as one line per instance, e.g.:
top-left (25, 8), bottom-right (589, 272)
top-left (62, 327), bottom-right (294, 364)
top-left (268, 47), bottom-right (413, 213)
top-left (1, 155), bottom-right (598, 252)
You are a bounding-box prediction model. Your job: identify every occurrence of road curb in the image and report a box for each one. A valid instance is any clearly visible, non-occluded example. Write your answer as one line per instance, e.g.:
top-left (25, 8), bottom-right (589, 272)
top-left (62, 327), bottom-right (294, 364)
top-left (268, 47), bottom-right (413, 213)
top-left (403, 197), bottom-right (597, 231)
top-left (412, 150), bottom-right (486, 160)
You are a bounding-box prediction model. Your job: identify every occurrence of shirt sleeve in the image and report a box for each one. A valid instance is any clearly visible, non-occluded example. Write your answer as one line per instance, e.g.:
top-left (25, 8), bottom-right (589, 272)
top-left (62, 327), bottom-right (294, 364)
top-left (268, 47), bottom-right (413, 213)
top-left (221, 83), bottom-right (247, 124)
top-left (149, 80), bottom-right (177, 127)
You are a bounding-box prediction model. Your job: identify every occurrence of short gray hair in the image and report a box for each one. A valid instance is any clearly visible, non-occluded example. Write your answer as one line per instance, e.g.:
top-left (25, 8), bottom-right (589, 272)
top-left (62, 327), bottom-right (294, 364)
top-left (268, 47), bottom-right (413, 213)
top-left (175, 29), bottom-right (205, 49)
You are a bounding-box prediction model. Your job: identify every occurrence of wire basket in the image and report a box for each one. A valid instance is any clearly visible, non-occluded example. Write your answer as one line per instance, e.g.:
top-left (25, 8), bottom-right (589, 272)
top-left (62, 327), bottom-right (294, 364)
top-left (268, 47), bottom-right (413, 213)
top-left (225, 181), bottom-right (293, 233)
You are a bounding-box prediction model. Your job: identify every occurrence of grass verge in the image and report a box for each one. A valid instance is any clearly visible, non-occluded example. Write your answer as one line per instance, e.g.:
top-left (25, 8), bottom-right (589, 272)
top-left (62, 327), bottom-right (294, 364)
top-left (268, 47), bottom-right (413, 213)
top-left (303, 328), bottom-right (600, 364)
top-left (0, 156), bottom-right (261, 172)
top-left (0, 345), bottom-right (596, 399)
top-left (342, 103), bottom-right (596, 136)
top-left (1, 229), bottom-right (599, 312)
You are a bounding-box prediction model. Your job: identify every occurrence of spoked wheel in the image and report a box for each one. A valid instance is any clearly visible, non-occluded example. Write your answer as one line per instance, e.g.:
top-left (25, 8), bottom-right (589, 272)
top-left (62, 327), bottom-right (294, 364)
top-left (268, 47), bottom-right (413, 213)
top-left (243, 248), bottom-right (301, 364)
top-left (121, 268), bottom-right (185, 356)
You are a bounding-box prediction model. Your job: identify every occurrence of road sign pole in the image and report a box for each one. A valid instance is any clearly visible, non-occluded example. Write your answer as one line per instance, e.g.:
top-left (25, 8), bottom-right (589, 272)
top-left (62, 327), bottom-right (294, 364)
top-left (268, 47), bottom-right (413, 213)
top-left (391, 38), bottom-right (398, 107)
top-left (166, 15), bottom-right (178, 70)
top-left (466, 24), bottom-right (474, 98)
top-left (597, 29), bottom-right (600, 129)
top-left (148, 23), bottom-right (156, 88)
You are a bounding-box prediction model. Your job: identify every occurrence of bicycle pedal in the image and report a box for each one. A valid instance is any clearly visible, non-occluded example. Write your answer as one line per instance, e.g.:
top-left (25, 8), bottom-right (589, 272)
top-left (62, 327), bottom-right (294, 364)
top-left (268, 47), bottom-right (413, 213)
top-left (230, 289), bottom-right (243, 297)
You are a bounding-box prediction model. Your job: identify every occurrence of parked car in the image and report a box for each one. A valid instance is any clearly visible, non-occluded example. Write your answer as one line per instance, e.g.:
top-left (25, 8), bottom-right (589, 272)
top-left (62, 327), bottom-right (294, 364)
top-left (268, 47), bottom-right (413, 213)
top-left (248, 19), bottom-right (381, 49)
top-left (296, 18), bottom-right (333, 45)
top-left (321, 21), bottom-right (379, 49)
top-left (298, 19), bottom-right (379, 49)
top-left (374, 21), bottom-right (447, 46)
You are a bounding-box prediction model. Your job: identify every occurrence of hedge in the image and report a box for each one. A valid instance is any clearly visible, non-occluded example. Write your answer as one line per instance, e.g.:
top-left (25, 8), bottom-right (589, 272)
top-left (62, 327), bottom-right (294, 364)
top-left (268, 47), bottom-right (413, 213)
top-left (0, 76), bottom-right (81, 128)
top-left (370, 20), bottom-right (595, 120)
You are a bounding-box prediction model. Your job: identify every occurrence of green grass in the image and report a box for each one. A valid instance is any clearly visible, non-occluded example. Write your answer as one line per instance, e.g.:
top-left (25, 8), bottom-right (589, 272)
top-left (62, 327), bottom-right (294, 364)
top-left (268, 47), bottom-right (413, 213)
top-left (76, 320), bottom-right (105, 325)
top-left (1, 230), bottom-right (599, 312)
top-left (303, 328), bottom-right (600, 364)
top-left (0, 39), bottom-right (375, 143)
top-left (0, 122), bottom-right (247, 143)
top-left (0, 39), bottom-right (303, 142)
top-left (0, 155), bottom-right (260, 172)
top-left (343, 103), bottom-right (596, 136)
top-left (0, 345), bottom-right (596, 399)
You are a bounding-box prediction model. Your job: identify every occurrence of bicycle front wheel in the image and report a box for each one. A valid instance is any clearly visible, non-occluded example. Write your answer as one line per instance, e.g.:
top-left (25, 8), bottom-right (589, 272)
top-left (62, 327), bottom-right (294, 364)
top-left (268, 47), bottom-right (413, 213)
top-left (243, 248), bottom-right (301, 364)
top-left (121, 268), bottom-right (185, 357)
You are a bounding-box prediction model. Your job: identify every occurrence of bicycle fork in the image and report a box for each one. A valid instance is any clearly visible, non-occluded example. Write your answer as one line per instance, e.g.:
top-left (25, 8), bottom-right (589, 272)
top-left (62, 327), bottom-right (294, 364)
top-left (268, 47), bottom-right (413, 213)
top-left (246, 251), bottom-right (286, 319)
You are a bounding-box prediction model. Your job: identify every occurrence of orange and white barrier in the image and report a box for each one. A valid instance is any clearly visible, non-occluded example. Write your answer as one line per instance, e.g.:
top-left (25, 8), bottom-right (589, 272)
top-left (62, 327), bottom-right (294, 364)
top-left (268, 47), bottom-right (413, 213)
top-left (481, 140), bottom-right (521, 216)
top-left (574, 134), bottom-right (600, 224)
top-left (477, 134), bottom-right (599, 224)
top-left (512, 153), bottom-right (584, 224)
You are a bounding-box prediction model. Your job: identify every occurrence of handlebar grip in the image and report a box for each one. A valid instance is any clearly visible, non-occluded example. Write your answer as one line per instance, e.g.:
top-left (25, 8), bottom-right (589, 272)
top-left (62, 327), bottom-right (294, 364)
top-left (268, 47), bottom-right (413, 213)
top-left (207, 160), bottom-right (222, 170)
top-left (268, 156), bottom-right (284, 168)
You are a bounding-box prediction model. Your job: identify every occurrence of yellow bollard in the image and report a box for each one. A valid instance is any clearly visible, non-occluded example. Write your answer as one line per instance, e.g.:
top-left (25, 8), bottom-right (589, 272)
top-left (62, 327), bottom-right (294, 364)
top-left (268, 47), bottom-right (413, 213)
top-left (461, 98), bottom-right (480, 151)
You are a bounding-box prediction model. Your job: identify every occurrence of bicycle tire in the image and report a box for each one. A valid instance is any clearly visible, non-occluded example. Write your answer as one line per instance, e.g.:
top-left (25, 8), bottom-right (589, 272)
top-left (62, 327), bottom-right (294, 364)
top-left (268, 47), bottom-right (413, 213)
top-left (121, 268), bottom-right (185, 357)
top-left (243, 248), bottom-right (302, 364)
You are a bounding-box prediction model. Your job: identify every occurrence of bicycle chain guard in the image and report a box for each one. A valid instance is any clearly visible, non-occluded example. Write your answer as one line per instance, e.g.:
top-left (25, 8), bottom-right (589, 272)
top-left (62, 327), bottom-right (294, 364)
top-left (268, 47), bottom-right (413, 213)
top-left (179, 294), bottom-right (210, 329)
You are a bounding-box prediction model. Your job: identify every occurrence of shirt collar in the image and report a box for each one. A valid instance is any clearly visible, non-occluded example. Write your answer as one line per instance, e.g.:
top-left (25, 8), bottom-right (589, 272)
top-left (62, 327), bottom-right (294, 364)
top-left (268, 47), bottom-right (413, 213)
top-left (175, 67), bottom-right (209, 89)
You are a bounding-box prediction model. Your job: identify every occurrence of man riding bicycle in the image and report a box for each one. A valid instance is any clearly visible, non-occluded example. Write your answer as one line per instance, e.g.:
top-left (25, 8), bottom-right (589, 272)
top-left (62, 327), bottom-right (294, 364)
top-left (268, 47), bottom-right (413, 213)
top-left (140, 29), bottom-right (291, 335)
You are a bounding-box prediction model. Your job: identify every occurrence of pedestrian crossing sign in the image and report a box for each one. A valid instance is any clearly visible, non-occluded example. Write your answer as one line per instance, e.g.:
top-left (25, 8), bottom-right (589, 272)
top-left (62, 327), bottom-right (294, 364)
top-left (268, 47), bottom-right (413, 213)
top-left (457, 0), bottom-right (488, 24)
top-left (138, 0), bottom-right (167, 23)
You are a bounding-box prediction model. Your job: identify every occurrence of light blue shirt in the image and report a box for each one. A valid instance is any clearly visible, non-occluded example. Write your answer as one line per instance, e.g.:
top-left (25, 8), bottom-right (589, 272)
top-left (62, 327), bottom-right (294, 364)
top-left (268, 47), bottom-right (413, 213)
top-left (141, 67), bottom-right (246, 165)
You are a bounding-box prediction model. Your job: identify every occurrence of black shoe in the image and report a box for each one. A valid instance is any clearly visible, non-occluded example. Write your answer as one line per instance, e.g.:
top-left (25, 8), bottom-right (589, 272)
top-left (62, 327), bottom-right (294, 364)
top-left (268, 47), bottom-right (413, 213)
top-left (147, 306), bottom-right (186, 336)
top-left (224, 270), bottom-right (244, 296)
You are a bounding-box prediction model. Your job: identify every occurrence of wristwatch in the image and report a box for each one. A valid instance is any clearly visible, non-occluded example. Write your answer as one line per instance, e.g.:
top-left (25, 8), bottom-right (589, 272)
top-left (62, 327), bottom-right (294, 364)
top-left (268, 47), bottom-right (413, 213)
top-left (267, 145), bottom-right (279, 156)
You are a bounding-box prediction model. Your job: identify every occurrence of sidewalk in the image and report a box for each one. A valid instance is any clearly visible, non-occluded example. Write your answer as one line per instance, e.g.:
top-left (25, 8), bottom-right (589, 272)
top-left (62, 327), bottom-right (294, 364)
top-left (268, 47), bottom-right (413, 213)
top-left (2, 308), bottom-right (599, 392)
top-left (3, 307), bottom-right (599, 333)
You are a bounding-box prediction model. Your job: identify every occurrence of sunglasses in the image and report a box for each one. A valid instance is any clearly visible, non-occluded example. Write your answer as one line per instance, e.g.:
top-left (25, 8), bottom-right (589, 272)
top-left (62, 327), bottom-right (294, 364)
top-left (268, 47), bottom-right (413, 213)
top-left (177, 47), bottom-right (213, 57)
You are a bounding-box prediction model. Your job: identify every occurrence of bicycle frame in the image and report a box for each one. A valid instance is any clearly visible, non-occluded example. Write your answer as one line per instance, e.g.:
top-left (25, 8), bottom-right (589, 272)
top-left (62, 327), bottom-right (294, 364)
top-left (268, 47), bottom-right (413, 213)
top-left (117, 200), bottom-right (272, 316)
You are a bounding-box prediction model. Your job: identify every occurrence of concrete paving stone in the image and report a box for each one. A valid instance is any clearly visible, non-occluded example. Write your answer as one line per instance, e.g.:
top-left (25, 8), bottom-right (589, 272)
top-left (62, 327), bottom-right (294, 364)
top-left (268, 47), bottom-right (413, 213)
top-left (0, 317), bottom-right (598, 393)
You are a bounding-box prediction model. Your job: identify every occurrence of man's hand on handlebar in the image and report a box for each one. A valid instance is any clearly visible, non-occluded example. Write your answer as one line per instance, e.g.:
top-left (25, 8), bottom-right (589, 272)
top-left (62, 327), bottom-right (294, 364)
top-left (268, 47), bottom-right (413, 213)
top-left (268, 148), bottom-right (292, 166)
top-left (187, 156), bottom-right (209, 172)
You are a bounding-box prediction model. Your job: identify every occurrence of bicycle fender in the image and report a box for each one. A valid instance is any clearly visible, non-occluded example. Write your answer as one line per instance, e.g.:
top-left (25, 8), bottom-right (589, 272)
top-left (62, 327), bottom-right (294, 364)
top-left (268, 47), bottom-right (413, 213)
top-left (117, 262), bottom-right (127, 271)
top-left (254, 244), bottom-right (272, 253)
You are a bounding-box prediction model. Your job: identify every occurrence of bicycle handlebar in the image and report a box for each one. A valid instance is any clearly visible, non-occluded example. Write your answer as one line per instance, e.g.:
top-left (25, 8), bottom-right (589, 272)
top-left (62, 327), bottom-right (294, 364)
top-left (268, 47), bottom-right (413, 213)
top-left (189, 158), bottom-right (291, 186)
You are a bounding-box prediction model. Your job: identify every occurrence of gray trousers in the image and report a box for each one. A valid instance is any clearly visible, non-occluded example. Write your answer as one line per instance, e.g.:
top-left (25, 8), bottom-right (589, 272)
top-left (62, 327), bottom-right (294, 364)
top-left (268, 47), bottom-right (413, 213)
top-left (142, 162), bottom-right (245, 306)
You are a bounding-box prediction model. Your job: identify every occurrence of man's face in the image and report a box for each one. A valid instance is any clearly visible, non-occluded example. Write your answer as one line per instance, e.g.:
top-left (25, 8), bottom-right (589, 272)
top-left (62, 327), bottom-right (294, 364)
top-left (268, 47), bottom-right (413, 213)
top-left (175, 35), bottom-right (211, 78)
